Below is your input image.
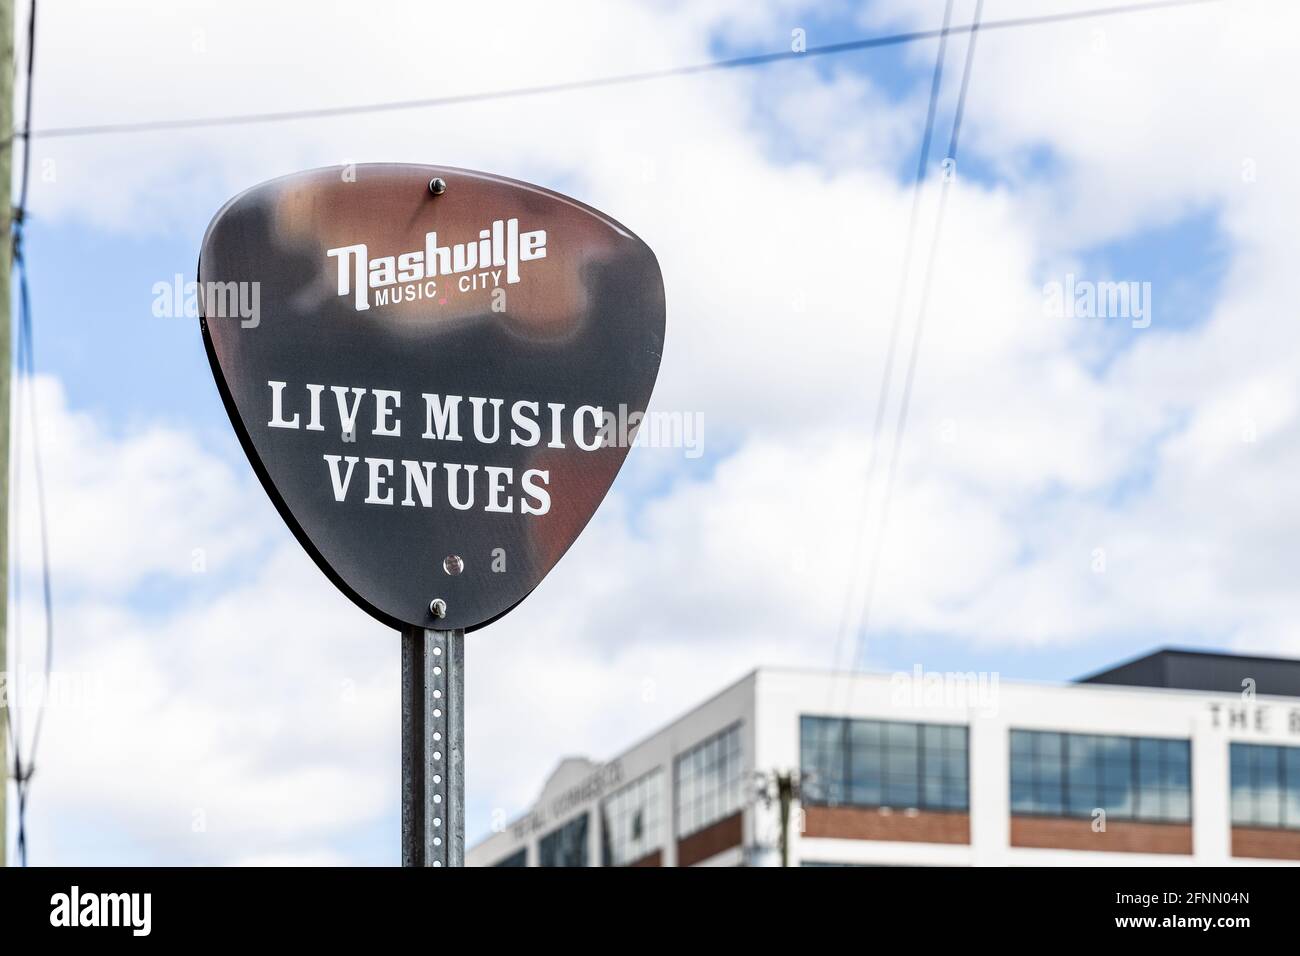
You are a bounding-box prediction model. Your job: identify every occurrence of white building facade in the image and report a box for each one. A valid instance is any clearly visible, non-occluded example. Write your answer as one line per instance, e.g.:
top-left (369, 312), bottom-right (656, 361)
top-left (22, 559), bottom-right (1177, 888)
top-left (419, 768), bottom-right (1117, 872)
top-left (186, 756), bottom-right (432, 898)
top-left (467, 650), bottom-right (1300, 867)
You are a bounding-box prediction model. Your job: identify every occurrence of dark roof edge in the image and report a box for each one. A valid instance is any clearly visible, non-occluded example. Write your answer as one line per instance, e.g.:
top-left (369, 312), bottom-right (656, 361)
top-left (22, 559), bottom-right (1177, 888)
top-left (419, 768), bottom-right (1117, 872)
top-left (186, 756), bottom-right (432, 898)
top-left (1074, 645), bottom-right (1300, 683)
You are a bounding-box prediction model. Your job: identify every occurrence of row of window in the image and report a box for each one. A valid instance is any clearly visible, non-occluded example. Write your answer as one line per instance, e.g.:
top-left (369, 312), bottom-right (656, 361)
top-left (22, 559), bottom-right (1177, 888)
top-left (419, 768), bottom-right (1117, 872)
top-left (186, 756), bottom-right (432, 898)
top-left (675, 723), bottom-right (745, 840)
top-left (802, 717), bottom-right (968, 811)
top-left (802, 715), bottom-right (1300, 831)
top-left (537, 812), bottom-right (587, 867)
top-left (504, 718), bottom-right (1300, 865)
top-left (521, 724), bottom-right (746, 867)
top-left (601, 767), bottom-right (664, 866)
top-left (1230, 743), bottom-right (1300, 830)
top-left (1010, 729), bottom-right (1191, 822)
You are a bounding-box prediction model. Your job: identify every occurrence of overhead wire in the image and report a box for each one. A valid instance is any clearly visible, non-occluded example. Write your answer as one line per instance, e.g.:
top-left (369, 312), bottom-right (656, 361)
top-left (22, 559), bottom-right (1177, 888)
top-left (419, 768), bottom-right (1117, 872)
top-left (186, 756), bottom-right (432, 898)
top-left (826, 0), bottom-right (957, 713)
top-left (842, 0), bottom-right (986, 713)
top-left (7, 0), bottom-right (1225, 143)
top-left (7, 0), bottom-right (51, 868)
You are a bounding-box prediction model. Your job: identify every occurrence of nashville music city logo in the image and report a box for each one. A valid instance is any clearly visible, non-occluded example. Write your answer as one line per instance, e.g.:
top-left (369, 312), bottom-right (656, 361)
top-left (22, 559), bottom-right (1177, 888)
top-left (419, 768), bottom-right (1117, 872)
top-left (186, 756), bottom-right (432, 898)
top-left (326, 218), bottom-right (548, 312)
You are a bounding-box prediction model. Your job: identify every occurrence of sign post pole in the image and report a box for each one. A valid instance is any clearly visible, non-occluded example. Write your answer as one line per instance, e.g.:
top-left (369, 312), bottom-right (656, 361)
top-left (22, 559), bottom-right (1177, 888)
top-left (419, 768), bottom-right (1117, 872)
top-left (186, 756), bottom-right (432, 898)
top-left (401, 626), bottom-right (465, 867)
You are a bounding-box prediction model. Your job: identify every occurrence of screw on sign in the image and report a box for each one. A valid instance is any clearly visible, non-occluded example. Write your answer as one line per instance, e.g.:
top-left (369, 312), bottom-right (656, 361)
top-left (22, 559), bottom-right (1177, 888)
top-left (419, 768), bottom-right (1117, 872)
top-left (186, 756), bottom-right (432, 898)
top-left (197, 165), bottom-right (665, 866)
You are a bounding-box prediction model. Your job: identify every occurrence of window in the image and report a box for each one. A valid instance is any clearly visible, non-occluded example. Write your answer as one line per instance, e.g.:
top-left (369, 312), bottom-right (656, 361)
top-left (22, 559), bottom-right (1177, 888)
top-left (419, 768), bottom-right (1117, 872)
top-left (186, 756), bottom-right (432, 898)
top-left (1010, 730), bottom-right (1190, 823)
top-left (601, 768), bottom-right (664, 865)
top-left (1231, 742), bottom-right (1300, 830)
top-left (675, 724), bottom-right (743, 839)
top-left (537, 812), bottom-right (589, 867)
top-left (800, 716), bottom-right (968, 811)
top-left (492, 848), bottom-right (527, 867)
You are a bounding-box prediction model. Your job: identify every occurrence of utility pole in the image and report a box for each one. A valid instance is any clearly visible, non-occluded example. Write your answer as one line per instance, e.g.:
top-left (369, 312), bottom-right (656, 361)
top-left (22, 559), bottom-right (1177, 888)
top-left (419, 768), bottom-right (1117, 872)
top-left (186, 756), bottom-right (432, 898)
top-left (0, 0), bottom-right (14, 870)
top-left (755, 769), bottom-right (803, 867)
top-left (775, 771), bottom-right (795, 867)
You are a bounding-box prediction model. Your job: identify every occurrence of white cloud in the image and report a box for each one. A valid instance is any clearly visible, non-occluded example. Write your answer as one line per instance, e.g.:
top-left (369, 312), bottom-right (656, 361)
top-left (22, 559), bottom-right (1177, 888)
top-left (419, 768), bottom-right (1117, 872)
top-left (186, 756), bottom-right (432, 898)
top-left (11, 377), bottom-right (267, 593)
top-left (15, 473), bottom-right (398, 861)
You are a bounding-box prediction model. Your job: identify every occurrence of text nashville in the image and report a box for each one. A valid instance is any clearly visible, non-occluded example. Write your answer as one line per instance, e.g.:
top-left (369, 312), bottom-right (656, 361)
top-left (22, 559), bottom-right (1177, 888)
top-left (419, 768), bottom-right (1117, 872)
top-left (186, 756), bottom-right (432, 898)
top-left (327, 218), bottom-right (548, 312)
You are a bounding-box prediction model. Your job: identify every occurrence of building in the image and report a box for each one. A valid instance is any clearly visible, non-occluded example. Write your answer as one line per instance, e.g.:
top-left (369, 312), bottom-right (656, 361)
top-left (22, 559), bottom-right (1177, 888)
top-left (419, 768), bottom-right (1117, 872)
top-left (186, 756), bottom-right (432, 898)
top-left (466, 648), bottom-right (1300, 866)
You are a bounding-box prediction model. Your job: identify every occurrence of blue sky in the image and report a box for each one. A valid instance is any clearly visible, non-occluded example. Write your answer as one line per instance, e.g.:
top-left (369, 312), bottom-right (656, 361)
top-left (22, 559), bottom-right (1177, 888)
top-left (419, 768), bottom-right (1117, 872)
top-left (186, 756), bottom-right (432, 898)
top-left (9, 0), bottom-right (1296, 865)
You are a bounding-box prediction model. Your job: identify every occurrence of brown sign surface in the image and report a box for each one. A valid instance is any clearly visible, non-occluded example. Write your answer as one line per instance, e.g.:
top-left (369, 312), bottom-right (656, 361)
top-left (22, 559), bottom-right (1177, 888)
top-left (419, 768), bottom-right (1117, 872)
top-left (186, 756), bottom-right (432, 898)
top-left (198, 164), bottom-right (665, 631)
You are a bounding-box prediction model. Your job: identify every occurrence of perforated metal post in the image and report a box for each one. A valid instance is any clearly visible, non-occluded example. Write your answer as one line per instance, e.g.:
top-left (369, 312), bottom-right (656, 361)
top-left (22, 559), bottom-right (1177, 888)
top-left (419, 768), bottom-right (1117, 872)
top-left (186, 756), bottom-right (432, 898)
top-left (401, 626), bottom-right (465, 867)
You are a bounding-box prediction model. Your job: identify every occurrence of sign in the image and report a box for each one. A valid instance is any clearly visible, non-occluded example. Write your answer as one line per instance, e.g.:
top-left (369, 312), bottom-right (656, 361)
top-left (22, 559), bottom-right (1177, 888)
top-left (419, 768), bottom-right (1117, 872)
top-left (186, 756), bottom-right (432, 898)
top-left (509, 760), bottom-right (625, 841)
top-left (1207, 702), bottom-right (1300, 736)
top-left (198, 164), bottom-right (665, 631)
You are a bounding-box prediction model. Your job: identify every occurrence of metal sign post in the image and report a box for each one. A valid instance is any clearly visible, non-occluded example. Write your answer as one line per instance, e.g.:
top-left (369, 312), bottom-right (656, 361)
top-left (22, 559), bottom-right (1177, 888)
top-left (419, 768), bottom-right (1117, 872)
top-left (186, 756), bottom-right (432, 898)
top-left (401, 625), bottom-right (464, 867)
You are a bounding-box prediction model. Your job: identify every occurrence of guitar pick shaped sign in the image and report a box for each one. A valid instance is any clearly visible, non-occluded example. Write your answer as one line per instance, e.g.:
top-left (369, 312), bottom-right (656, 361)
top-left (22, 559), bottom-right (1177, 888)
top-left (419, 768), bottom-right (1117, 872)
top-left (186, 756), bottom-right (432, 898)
top-left (199, 165), bottom-right (665, 632)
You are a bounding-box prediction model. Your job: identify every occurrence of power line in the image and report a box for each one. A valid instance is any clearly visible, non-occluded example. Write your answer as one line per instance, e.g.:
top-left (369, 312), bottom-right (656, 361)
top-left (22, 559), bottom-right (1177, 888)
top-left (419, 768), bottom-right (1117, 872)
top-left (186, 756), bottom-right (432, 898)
top-left (845, 0), bottom-right (985, 683)
top-left (12, 251), bottom-right (54, 870)
top-left (827, 0), bottom-right (957, 707)
top-left (11, 247), bottom-right (51, 870)
top-left (14, 0), bottom-right (34, 211)
top-left (12, 0), bottom-right (1226, 142)
top-left (7, 0), bottom-right (52, 869)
